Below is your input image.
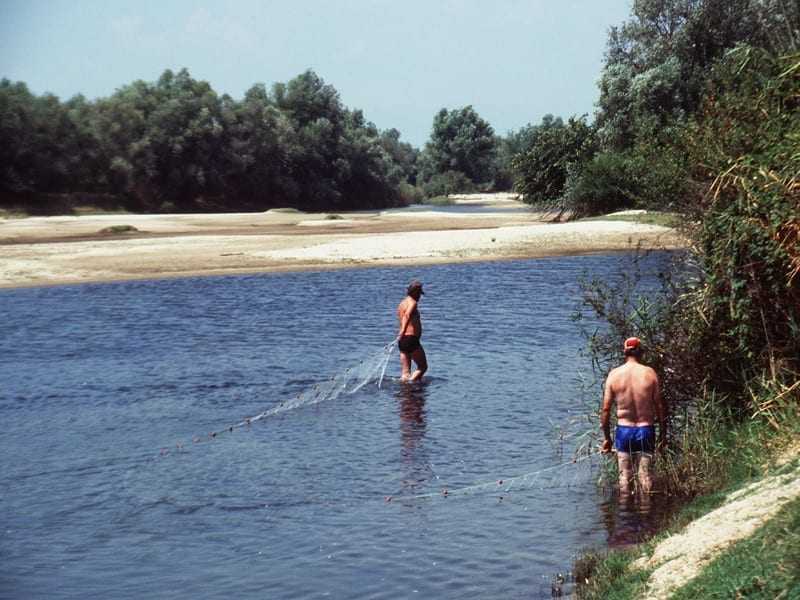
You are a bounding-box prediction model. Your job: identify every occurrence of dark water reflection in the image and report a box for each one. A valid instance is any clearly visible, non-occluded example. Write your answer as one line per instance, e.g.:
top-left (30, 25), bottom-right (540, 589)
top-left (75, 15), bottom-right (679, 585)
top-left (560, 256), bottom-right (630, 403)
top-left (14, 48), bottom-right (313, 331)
top-left (396, 382), bottom-right (431, 495)
top-left (600, 490), bottom-right (686, 548)
top-left (1, 254), bottom-right (675, 599)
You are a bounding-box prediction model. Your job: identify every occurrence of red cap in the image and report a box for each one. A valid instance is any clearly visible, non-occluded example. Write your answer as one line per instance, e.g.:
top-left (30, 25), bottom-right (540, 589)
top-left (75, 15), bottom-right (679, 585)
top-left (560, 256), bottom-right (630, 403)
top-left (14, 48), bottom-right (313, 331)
top-left (624, 337), bottom-right (641, 351)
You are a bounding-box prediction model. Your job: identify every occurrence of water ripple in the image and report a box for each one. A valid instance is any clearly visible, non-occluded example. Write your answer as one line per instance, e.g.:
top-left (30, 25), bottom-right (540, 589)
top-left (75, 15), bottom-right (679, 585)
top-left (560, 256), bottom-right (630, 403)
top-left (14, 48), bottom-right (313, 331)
top-left (0, 253), bottom-right (675, 599)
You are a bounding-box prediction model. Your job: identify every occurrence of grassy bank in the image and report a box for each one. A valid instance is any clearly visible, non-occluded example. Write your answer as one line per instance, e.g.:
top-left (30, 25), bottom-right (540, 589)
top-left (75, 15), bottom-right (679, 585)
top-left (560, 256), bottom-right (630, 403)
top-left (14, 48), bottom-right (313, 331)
top-left (574, 404), bottom-right (800, 599)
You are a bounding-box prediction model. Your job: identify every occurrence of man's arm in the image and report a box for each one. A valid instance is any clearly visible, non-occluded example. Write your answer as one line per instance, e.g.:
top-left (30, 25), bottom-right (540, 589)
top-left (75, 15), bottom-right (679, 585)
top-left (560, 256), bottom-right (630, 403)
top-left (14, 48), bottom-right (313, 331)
top-left (600, 376), bottom-right (614, 453)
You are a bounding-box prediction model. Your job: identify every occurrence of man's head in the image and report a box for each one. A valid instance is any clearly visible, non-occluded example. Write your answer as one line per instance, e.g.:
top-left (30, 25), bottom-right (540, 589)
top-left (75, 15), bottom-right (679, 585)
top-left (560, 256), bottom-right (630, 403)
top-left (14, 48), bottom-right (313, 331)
top-left (623, 336), bottom-right (642, 359)
top-left (407, 280), bottom-right (424, 299)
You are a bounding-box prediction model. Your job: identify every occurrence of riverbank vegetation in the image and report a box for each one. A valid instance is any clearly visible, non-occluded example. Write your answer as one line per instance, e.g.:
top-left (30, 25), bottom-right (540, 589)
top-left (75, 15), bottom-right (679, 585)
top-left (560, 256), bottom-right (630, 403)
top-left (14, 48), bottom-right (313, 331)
top-left (0, 69), bottom-right (511, 214)
top-left (566, 0), bottom-right (800, 596)
top-left (1, 69), bottom-right (424, 213)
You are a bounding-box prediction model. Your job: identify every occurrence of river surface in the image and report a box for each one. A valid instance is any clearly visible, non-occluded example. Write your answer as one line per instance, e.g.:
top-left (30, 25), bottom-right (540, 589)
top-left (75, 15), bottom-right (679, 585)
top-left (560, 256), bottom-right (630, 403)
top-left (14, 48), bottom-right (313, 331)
top-left (1, 254), bottom-right (672, 599)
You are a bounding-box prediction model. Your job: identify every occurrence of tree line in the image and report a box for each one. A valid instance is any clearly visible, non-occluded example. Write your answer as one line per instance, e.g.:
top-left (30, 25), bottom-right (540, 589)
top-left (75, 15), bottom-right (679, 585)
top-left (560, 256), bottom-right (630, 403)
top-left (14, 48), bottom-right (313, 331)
top-left (0, 68), bottom-right (516, 213)
top-left (1, 69), bottom-right (425, 212)
top-left (1, 0), bottom-right (796, 222)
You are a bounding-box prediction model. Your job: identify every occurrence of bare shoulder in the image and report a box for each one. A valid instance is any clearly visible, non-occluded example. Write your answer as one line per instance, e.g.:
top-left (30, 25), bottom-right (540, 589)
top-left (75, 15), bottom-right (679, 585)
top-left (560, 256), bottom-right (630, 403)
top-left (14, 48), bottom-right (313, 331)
top-left (606, 365), bottom-right (623, 384)
top-left (398, 297), bottom-right (415, 313)
top-left (643, 364), bottom-right (659, 379)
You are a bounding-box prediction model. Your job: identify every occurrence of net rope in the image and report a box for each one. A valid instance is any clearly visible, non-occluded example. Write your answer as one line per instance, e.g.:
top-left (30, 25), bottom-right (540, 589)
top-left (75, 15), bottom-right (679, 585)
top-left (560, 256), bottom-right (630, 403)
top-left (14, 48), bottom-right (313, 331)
top-left (168, 341), bottom-right (396, 450)
top-left (383, 451), bottom-right (601, 503)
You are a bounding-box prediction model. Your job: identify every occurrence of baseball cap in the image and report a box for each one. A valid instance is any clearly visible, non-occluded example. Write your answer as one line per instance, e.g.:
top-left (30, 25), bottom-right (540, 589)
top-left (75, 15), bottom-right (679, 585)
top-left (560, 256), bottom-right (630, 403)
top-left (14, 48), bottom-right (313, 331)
top-left (623, 337), bottom-right (641, 351)
top-left (407, 280), bottom-right (424, 295)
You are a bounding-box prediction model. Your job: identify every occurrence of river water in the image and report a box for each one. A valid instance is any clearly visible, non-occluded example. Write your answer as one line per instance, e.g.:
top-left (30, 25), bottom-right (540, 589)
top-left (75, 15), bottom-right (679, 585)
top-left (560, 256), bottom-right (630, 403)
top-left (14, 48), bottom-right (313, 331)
top-left (1, 254), bottom-right (672, 599)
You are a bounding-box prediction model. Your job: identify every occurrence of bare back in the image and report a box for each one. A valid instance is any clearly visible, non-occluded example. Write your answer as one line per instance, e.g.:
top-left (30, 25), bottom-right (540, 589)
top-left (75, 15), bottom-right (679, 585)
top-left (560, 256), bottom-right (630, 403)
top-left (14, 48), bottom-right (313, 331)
top-left (603, 361), bottom-right (660, 427)
top-left (396, 297), bottom-right (422, 337)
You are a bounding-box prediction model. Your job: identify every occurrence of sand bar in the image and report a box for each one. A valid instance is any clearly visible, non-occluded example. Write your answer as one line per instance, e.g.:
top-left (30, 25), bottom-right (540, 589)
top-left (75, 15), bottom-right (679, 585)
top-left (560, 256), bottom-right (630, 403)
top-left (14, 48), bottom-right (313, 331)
top-left (0, 194), bottom-right (685, 288)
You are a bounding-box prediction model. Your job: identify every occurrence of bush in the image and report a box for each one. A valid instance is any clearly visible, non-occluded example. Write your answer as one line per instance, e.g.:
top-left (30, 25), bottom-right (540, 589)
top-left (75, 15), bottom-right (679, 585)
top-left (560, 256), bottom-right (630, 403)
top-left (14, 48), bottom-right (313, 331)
top-left (511, 116), bottom-right (596, 211)
top-left (397, 182), bottom-right (425, 205)
top-left (562, 142), bottom-right (690, 218)
top-left (421, 170), bottom-right (475, 198)
top-left (683, 47), bottom-right (800, 399)
top-left (562, 152), bottom-right (638, 217)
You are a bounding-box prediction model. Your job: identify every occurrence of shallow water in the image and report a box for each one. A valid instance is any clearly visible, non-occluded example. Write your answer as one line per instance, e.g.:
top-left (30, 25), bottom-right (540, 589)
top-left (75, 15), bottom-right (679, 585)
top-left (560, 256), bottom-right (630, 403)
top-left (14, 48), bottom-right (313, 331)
top-left (1, 254), bottom-right (672, 599)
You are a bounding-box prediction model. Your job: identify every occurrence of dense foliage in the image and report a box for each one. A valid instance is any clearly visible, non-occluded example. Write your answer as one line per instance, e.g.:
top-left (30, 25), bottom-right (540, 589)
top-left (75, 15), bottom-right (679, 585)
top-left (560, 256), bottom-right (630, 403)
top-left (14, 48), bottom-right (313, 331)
top-left (512, 0), bottom-right (799, 218)
top-left (417, 106), bottom-right (498, 195)
top-left (576, 41), bottom-right (799, 487)
top-left (0, 69), bottom-right (417, 212)
top-left (684, 48), bottom-right (800, 400)
top-left (511, 116), bottom-right (596, 216)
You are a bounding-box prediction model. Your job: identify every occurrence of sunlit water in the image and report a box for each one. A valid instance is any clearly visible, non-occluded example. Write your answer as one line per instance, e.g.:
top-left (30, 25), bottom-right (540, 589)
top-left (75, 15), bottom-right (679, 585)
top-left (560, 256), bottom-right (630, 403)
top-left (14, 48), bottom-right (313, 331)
top-left (1, 254), bottom-right (673, 599)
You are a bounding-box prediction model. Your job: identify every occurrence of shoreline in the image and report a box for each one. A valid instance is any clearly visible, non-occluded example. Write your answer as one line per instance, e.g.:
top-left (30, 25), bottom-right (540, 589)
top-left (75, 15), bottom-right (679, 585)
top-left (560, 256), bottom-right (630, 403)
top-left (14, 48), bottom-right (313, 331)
top-left (0, 194), bottom-right (685, 289)
top-left (0, 248), bottom-right (655, 291)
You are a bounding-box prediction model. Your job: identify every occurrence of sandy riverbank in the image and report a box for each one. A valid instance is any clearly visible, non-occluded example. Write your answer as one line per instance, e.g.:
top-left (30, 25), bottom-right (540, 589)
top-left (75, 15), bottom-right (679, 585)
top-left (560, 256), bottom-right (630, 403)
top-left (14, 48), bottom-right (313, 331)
top-left (0, 194), bottom-right (685, 288)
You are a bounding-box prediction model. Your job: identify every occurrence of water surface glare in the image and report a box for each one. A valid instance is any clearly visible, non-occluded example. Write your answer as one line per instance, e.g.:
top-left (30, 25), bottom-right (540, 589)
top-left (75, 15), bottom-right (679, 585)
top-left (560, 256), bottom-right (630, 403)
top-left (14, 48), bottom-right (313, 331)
top-left (1, 254), bottom-right (671, 599)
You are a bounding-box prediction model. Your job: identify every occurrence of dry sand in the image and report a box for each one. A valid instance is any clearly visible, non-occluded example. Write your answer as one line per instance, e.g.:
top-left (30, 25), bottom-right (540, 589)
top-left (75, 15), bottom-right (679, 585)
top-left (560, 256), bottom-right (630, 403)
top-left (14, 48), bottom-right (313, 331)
top-left (0, 193), bottom-right (684, 288)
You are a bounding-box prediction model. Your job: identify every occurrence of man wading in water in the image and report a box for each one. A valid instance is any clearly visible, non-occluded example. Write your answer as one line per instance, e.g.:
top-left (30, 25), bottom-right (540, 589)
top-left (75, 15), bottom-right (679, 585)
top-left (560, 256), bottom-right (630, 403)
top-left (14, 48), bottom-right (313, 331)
top-left (600, 337), bottom-right (666, 493)
top-left (396, 280), bottom-right (428, 382)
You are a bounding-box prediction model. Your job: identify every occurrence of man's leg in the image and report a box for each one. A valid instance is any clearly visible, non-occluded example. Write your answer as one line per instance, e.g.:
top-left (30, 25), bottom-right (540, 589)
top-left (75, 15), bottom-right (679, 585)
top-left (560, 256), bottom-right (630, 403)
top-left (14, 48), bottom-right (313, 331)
top-left (409, 346), bottom-right (428, 381)
top-left (617, 451), bottom-right (634, 494)
top-left (637, 452), bottom-right (654, 493)
top-left (399, 351), bottom-right (412, 382)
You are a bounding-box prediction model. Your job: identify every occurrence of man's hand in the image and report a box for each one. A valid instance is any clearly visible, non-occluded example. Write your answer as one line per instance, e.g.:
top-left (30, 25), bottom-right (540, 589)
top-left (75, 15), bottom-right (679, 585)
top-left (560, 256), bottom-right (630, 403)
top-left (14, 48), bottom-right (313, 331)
top-left (601, 439), bottom-right (612, 454)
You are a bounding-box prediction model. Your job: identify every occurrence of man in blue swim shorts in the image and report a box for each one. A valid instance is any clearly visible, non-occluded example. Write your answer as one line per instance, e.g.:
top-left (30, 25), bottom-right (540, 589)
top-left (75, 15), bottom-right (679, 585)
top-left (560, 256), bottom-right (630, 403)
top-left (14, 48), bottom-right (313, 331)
top-left (600, 337), bottom-right (666, 493)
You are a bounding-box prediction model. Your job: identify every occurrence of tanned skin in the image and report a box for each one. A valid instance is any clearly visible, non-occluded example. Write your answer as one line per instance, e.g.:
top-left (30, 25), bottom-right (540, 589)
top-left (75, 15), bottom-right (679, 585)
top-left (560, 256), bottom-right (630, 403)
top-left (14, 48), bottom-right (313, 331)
top-left (600, 352), bottom-right (666, 492)
top-left (396, 289), bottom-right (427, 382)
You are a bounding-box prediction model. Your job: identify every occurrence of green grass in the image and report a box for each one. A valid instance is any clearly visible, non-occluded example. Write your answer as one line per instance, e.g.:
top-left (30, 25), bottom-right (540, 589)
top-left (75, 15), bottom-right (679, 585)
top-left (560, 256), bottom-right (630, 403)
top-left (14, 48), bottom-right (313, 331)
top-left (576, 491), bottom-right (800, 599)
top-left (574, 404), bottom-right (800, 599)
top-left (325, 213), bottom-right (343, 220)
top-left (671, 496), bottom-right (800, 599)
top-left (579, 211), bottom-right (680, 227)
top-left (574, 547), bottom-right (653, 599)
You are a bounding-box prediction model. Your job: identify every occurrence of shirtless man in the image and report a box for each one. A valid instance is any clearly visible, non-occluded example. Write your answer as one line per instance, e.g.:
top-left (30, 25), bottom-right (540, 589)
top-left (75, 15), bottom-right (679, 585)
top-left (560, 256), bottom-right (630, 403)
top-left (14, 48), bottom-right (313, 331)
top-left (396, 280), bottom-right (428, 382)
top-left (600, 337), bottom-right (666, 493)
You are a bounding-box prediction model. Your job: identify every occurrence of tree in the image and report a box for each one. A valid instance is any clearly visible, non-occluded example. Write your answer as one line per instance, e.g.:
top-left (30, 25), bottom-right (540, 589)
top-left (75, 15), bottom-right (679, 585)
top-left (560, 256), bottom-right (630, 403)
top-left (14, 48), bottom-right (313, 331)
top-left (495, 115), bottom-right (564, 190)
top-left (0, 68), bottom-right (419, 212)
top-left (92, 68), bottom-right (227, 210)
top-left (219, 85), bottom-right (295, 209)
top-left (422, 106), bottom-right (497, 185)
top-left (511, 116), bottom-right (596, 211)
top-left (595, 0), bottom-right (795, 150)
top-left (378, 128), bottom-right (418, 185)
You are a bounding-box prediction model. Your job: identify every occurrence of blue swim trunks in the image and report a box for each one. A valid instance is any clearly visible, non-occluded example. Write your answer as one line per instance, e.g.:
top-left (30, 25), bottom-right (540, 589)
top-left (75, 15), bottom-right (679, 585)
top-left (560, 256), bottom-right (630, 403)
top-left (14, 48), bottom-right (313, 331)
top-left (615, 425), bottom-right (656, 454)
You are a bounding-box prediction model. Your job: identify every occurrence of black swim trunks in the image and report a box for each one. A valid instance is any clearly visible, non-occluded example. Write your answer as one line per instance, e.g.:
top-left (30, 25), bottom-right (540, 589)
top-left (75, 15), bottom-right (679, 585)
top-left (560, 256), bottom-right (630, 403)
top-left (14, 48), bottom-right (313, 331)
top-left (398, 335), bottom-right (421, 353)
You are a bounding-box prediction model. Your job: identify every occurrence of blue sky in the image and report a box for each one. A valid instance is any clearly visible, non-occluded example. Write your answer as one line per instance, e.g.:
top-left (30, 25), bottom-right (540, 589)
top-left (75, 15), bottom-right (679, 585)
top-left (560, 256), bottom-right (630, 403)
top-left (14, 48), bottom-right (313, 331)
top-left (0, 1), bottom-right (632, 147)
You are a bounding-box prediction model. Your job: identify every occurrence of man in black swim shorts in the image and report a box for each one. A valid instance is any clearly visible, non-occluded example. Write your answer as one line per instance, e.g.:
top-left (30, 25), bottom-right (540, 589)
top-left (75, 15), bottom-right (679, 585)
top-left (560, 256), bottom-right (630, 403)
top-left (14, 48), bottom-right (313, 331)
top-left (396, 280), bottom-right (428, 382)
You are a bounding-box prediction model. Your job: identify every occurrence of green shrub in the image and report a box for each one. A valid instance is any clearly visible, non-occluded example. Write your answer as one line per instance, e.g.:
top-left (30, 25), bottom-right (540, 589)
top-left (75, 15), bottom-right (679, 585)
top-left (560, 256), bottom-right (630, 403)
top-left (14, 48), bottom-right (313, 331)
top-left (511, 116), bottom-right (596, 212)
top-left (421, 170), bottom-right (475, 198)
top-left (397, 182), bottom-right (425, 205)
top-left (562, 152), bottom-right (638, 217)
